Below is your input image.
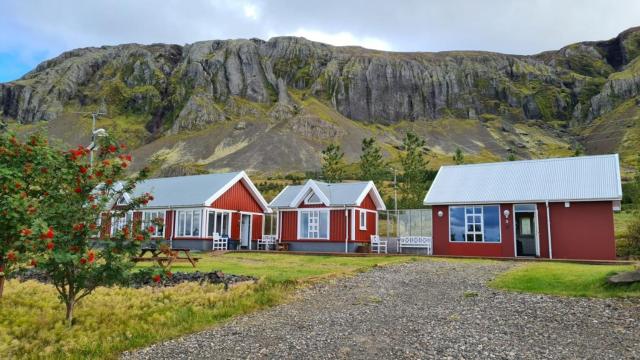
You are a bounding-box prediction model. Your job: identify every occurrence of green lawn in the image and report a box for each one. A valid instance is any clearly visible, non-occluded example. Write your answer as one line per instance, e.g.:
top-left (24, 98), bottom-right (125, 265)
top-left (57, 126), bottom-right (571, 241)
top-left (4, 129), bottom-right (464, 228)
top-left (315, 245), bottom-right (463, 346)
top-left (490, 262), bottom-right (640, 298)
top-left (0, 253), bottom-right (414, 359)
top-left (137, 252), bottom-right (414, 282)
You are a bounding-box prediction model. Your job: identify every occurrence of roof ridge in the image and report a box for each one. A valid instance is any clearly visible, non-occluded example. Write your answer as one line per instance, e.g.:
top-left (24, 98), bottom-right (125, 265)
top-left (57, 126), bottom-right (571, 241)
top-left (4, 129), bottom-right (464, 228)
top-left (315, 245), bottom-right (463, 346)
top-left (439, 154), bottom-right (619, 170)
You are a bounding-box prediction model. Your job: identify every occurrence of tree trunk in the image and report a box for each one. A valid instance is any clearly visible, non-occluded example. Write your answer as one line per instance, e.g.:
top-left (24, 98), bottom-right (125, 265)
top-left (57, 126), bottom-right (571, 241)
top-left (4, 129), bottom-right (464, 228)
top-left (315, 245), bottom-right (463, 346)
top-left (65, 299), bottom-right (75, 326)
top-left (0, 275), bottom-right (4, 298)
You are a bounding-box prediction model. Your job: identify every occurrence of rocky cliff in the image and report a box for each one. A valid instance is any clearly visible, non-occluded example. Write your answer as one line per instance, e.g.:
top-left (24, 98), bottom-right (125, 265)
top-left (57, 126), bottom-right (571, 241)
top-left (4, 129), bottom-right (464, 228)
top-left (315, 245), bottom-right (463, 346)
top-left (2, 27), bottom-right (640, 176)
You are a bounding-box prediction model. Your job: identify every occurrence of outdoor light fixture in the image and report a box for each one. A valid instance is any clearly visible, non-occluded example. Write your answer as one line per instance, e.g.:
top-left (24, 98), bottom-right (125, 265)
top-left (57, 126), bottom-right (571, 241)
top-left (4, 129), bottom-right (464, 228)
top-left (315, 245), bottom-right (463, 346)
top-left (437, 210), bottom-right (443, 218)
top-left (503, 209), bottom-right (510, 225)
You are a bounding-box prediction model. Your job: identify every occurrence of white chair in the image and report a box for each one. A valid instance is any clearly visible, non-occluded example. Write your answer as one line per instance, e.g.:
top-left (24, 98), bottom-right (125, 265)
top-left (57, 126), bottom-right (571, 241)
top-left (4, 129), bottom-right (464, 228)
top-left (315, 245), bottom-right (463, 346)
top-left (257, 235), bottom-right (277, 250)
top-left (212, 232), bottom-right (228, 251)
top-left (371, 235), bottom-right (387, 254)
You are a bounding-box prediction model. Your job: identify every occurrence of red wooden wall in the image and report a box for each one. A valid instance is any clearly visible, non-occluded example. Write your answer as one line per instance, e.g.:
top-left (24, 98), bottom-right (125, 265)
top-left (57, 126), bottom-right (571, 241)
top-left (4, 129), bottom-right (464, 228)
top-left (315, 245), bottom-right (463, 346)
top-left (549, 201), bottom-right (615, 260)
top-left (211, 181), bottom-right (263, 213)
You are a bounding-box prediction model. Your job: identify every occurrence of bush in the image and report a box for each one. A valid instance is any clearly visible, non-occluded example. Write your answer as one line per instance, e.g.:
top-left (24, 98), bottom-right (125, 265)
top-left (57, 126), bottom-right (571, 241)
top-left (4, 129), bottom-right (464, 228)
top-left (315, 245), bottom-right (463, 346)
top-left (618, 214), bottom-right (640, 258)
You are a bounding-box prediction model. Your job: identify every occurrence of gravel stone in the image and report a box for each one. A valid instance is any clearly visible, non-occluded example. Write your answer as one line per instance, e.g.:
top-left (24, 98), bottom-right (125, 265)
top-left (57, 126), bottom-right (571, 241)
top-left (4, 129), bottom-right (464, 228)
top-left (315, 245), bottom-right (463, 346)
top-left (123, 260), bottom-right (640, 359)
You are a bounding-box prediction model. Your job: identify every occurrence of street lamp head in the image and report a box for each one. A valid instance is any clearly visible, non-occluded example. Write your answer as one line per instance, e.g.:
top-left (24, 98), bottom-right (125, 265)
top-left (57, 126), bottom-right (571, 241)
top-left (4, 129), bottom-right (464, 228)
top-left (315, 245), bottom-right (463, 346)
top-left (93, 128), bottom-right (107, 137)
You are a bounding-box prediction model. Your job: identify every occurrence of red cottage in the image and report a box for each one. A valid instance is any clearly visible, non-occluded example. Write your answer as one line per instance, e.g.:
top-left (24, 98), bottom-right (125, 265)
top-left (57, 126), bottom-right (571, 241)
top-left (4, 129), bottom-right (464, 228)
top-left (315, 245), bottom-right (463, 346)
top-left (269, 180), bottom-right (386, 252)
top-left (107, 171), bottom-right (270, 250)
top-left (424, 154), bottom-right (622, 260)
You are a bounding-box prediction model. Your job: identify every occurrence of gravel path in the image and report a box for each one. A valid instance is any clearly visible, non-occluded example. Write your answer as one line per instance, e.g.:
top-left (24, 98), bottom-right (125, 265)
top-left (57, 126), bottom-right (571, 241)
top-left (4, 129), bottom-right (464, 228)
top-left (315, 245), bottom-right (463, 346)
top-left (123, 260), bottom-right (640, 359)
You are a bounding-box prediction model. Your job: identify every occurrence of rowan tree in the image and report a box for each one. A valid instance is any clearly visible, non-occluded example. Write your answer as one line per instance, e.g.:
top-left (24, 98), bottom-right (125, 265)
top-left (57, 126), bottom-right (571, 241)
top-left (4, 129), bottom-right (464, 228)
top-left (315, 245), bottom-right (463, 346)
top-left (0, 132), bottom-right (165, 325)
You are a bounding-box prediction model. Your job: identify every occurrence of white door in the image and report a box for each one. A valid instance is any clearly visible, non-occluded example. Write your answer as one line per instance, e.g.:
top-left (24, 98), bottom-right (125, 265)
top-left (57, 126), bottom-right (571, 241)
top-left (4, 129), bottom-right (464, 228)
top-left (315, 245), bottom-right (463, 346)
top-left (241, 214), bottom-right (251, 247)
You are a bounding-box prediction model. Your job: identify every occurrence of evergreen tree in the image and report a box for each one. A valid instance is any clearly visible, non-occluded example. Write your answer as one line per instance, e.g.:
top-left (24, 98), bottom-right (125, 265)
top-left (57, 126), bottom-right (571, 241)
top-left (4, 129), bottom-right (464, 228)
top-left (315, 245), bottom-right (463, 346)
top-left (399, 132), bottom-right (429, 208)
top-left (453, 147), bottom-right (464, 165)
top-left (359, 137), bottom-right (386, 186)
top-left (507, 153), bottom-right (516, 161)
top-left (321, 143), bottom-right (345, 183)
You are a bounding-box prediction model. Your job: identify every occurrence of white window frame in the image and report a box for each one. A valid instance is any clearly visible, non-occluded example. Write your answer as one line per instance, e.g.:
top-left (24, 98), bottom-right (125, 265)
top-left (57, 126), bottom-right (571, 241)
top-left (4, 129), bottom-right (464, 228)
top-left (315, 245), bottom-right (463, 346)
top-left (465, 206), bottom-right (483, 242)
top-left (297, 209), bottom-right (330, 240)
top-left (175, 209), bottom-right (203, 238)
top-left (110, 211), bottom-right (133, 236)
top-left (359, 210), bottom-right (367, 230)
top-left (206, 209), bottom-right (232, 238)
top-left (448, 205), bottom-right (502, 243)
top-left (141, 210), bottom-right (166, 237)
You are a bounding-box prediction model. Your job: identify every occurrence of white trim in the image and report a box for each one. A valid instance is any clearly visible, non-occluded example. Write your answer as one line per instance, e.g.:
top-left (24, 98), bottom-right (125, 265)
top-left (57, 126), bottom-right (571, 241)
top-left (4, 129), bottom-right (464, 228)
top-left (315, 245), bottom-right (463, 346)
top-left (359, 210), bottom-right (367, 230)
top-left (546, 200), bottom-right (553, 259)
top-left (110, 211), bottom-right (133, 236)
top-left (427, 197), bottom-right (622, 206)
top-left (289, 180), bottom-right (331, 208)
top-left (203, 171), bottom-right (272, 213)
top-left (614, 153), bottom-right (623, 198)
top-left (205, 209), bottom-right (233, 239)
top-left (354, 181), bottom-right (387, 211)
top-left (174, 208), bottom-right (205, 238)
top-left (447, 205), bottom-right (502, 243)
top-left (141, 209), bottom-right (167, 237)
top-left (304, 192), bottom-right (323, 205)
top-left (351, 209), bottom-right (356, 241)
top-left (240, 213), bottom-right (252, 248)
top-left (296, 209), bottom-right (330, 240)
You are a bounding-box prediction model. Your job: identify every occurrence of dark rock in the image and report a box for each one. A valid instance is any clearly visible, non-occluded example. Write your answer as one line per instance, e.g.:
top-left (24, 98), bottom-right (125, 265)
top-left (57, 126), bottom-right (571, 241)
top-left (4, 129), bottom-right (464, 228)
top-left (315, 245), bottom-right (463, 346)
top-left (607, 270), bottom-right (640, 284)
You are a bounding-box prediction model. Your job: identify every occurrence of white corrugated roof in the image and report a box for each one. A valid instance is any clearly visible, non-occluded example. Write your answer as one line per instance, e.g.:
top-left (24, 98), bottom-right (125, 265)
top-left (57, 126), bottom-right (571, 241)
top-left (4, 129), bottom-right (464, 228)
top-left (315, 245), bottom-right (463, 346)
top-left (124, 171), bottom-right (269, 211)
top-left (424, 154), bottom-right (622, 205)
top-left (270, 180), bottom-right (386, 210)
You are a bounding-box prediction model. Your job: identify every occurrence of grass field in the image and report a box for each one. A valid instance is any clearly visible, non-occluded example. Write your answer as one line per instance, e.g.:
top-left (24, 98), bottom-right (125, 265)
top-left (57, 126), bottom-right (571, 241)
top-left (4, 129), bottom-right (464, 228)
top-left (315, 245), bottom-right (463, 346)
top-left (490, 262), bottom-right (640, 298)
top-left (0, 253), bottom-right (414, 359)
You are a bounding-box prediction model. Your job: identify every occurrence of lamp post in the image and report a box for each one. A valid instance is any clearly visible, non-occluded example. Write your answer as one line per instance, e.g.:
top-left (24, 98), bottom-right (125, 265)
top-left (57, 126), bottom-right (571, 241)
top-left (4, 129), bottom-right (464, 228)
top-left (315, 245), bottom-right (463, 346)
top-left (81, 111), bottom-right (107, 169)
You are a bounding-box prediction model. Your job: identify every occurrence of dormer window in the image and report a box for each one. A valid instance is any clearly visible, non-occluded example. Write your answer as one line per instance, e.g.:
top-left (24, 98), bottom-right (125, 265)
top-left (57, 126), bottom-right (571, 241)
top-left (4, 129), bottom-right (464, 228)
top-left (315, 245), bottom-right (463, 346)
top-left (304, 192), bottom-right (323, 205)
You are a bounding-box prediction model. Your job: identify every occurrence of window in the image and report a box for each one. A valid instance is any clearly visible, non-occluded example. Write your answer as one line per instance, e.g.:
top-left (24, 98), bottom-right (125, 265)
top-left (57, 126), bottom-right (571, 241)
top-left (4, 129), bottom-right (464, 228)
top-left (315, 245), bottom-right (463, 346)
top-left (111, 211), bottom-right (133, 236)
top-left (176, 209), bottom-right (202, 237)
top-left (207, 211), bottom-right (231, 238)
top-left (304, 192), bottom-right (322, 204)
top-left (142, 210), bottom-right (165, 237)
top-left (299, 210), bottom-right (329, 239)
top-left (359, 210), bottom-right (367, 230)
top-left (450, 205), bottom-right (500, 243)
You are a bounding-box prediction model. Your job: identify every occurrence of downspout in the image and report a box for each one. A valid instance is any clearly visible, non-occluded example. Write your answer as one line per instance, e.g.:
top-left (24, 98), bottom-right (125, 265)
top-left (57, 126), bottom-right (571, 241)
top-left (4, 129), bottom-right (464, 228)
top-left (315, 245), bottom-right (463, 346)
top-left (344, 205), bottom-right (349, 253)
top-left (545, 201), bottom-right (553, 259)
top-left (170, 207), bottom-right (175, 249)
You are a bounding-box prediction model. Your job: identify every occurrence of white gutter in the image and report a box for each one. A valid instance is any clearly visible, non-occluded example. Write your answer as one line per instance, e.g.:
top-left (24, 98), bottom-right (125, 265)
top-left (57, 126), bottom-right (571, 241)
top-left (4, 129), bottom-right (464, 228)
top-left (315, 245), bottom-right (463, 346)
top-left (545, 201), bottom-right (552, 259)
top-left (344, 205), bottom-right (349, 253)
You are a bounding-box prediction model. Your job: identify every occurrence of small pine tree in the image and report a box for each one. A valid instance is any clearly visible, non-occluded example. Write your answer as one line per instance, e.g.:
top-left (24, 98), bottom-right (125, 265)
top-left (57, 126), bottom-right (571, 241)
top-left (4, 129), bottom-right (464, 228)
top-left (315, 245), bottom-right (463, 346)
top-left (359, 137), bottom-right (386, 186)
top-left (399, 132), bottom-right (429, 208)
top-left (321, 143), bottom-right (345, 183)
top-left (507, 154), bottom-right (516, 161)
top-left (453, 147), bottom-right (464, 165)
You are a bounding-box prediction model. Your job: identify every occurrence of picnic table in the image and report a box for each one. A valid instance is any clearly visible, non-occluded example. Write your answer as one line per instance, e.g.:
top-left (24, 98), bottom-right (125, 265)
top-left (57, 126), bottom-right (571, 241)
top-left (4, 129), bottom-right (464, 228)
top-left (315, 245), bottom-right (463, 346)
top-left (133, 247), bottom-right (200, 267)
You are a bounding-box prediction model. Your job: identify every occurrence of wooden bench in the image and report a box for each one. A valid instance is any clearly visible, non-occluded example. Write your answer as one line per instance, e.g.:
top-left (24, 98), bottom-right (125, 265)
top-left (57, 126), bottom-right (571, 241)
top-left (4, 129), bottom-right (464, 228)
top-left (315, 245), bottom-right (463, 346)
top-left (370, 235), bottom-right (387, 254)
top-left (257, 235), bottom-right (277, 250)
top-left (398, 236), bottom-right (433, 254)
top-left (133, 247), bottom-right (200, 267)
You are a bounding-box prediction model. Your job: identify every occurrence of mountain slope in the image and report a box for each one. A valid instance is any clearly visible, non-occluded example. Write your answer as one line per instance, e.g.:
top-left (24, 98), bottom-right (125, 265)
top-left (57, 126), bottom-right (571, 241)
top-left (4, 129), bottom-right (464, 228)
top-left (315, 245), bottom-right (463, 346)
top-left (1, 27), bottom-right (640, 177)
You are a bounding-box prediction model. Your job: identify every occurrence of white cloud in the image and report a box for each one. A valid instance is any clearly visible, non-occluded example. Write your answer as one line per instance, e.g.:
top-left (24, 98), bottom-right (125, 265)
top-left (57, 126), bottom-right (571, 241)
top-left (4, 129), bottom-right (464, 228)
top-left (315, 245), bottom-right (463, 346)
top-left (243, 3), bottom-right (259, 20)
top-left (289, 28), bottom-right (392, 51)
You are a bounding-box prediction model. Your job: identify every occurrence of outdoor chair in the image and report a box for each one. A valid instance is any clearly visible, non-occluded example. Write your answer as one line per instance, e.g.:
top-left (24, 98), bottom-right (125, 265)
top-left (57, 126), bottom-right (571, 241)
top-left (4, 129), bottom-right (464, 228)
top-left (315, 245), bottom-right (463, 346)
top-left (212, 232), bottom-right (228, 251)
top-left (371, 235), bottom-right (388, 254)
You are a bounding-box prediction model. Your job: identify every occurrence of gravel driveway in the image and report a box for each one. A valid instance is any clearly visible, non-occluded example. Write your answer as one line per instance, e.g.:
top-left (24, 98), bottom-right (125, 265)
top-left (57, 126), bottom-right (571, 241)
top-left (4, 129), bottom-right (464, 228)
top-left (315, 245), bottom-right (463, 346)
top-left (124, 260), bottom-right (640, 359)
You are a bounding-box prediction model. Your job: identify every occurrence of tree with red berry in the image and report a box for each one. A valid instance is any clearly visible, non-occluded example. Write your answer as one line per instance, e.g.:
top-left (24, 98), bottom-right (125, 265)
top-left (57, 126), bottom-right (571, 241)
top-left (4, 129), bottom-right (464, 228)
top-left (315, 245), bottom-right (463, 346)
top-left (1, 132), bottom-right (164, 325)
top-left (0, 134), bottom-right (59, 298)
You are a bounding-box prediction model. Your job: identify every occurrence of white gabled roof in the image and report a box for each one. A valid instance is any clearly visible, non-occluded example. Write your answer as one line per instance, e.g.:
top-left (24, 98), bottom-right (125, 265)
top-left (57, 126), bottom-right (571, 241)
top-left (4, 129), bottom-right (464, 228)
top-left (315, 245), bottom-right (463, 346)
top-left (270, 180), bottom-right (386, 210)
top-left (424, 154), bottom-right (622, 205)
top-left (129, 171), bottom-right (270, 212)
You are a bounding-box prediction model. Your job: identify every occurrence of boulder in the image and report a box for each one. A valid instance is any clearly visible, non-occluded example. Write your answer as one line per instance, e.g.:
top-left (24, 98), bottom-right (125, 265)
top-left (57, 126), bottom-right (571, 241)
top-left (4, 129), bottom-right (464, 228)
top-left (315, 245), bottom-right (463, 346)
top-left (607, 270), bottom-right (640, 285)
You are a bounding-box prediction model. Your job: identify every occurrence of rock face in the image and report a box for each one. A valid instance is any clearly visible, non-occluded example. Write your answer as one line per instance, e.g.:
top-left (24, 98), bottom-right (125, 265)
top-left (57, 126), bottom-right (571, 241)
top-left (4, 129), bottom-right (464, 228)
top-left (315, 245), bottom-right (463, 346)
top-left (2, 27), bottom-right (640, 172)
top-left (2, 27), bottom-right (639, 128)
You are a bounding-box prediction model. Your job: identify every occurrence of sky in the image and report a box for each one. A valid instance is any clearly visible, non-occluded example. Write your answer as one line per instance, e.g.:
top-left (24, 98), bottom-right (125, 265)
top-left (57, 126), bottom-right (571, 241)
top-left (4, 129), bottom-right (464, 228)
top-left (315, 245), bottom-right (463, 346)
top-left (1, 0), bottom-right (639, 82)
